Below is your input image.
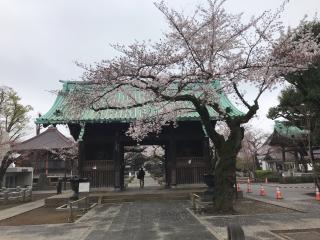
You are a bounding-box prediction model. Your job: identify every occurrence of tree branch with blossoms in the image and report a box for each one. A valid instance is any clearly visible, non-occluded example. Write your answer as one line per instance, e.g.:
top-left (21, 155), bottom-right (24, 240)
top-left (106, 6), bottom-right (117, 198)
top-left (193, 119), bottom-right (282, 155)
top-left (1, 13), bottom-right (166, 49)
top-left (73, 0), bottom-right (320, 212)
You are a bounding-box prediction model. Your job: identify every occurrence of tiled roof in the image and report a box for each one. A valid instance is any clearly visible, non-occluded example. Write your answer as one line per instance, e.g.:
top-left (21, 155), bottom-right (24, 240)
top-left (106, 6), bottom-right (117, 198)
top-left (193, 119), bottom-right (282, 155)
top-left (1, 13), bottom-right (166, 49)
top-left (36, 80), bottom-right (243, 125)
top-left (274, 121), bottom-right (308, 139)
top-left (13, 126), bottom-right (75, 150)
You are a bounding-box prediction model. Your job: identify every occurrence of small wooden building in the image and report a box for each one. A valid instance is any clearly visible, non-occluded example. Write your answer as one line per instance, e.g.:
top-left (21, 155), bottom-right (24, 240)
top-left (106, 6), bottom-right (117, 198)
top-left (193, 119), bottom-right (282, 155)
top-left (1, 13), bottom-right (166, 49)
top-left (13, 126), bottom-right (75, 185)
top-left (36, 81), bottom-right (243, 189)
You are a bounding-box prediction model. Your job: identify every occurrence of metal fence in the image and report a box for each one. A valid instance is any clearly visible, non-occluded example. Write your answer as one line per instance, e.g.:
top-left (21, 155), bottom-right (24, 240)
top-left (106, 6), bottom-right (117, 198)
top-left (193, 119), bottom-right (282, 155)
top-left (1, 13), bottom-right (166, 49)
top-left (68, 196), bottom-right (89, 222)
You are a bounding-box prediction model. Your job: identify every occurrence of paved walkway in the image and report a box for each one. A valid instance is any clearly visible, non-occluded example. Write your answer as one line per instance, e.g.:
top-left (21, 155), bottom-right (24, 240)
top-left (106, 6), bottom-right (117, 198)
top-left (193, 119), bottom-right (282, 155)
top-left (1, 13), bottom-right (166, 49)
top-left (0, 200), bottom-right (217, 240)
top-left (0, 199), bottom-right (44, 221)
top-left (128, 171), bottom-right (161, 189)
top-left (1, 183), bottom-right (319, 239)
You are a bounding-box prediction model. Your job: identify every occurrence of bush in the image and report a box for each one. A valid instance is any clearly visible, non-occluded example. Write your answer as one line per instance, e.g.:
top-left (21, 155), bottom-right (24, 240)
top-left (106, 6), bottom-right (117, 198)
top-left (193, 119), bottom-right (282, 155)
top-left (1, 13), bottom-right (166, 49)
top-left (280, 176), bottom-right (314, 184)
top-left (254, 170), bottom-right (315, 183)
top-left (255, 170), bottom-right (280, 182)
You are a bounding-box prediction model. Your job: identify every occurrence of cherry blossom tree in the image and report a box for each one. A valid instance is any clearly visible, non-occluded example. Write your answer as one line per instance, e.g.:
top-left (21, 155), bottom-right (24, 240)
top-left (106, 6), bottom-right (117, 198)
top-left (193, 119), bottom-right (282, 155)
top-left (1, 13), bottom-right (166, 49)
top-left (238, 125), bottom-right (268, 173)
top-left (74, 1), bottom-right (320, 212)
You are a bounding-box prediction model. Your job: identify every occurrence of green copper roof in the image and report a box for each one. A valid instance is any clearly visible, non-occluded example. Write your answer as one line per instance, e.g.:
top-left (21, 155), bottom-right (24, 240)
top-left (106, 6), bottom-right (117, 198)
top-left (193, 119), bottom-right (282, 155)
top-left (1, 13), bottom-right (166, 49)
top-left (274, 121), bottom-right (308, 139)
top-left (36, 81), bottom-right (243, 125)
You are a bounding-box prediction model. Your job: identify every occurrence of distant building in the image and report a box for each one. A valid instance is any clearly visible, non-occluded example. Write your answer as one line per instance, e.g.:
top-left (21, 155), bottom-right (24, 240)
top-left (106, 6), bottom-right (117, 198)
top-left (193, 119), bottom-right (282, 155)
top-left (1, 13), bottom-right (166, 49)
top-left (13, 126), bottom-right (75, 187)
top-left (259, 121), bottom-right (310, 173)
top-left (3, 167), bottom-right (33, 188)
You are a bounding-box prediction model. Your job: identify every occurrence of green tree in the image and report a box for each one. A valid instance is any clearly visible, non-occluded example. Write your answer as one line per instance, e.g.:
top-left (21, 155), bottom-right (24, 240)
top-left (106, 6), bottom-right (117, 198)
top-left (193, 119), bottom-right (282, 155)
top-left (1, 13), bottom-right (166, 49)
top-left (0, 87), bottom-right (33, 141)
top-left (267, 90), bottom-right (317, 173)
top-left (268, 21), bottom-right (320, 189)
top-left (0, 86), bottom-right (33, 187)
top-left (285, 22), bottom-right (320, 106)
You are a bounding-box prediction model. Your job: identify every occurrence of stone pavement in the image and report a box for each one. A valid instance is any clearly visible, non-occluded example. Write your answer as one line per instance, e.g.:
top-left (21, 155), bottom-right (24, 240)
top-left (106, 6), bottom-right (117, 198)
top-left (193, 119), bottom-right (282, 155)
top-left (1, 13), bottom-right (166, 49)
top-left (0, 200), bottom-right (217, 240)
top-left (192, 190), bottom-right (320, 240)
top-left (198, 210), bottom-right (320, 240)
top-left (1, 183), bottom-right (319, 240)
top-left (0, 199), bottom-right (44, 221)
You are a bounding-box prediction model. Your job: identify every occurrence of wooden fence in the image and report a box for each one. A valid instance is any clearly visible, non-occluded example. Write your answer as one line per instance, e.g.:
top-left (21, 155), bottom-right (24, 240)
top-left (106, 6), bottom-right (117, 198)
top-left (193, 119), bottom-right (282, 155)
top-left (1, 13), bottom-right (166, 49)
top-left (81, 160), bottom-right (115, 188)
top-left (176, 157), bottom-right (208, 184)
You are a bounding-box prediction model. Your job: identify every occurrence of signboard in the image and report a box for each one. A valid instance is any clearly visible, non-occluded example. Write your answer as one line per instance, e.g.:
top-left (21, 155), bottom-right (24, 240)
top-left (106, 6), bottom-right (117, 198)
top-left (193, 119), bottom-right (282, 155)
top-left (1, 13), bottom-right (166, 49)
top-left (79, 182), bottom-right (90, 193)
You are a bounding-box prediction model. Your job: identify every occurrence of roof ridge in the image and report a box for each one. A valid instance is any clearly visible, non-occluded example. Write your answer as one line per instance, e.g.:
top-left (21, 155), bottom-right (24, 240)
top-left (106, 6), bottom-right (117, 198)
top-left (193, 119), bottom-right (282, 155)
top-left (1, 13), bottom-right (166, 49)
top-left (36, 80), bottom-right (244, 125)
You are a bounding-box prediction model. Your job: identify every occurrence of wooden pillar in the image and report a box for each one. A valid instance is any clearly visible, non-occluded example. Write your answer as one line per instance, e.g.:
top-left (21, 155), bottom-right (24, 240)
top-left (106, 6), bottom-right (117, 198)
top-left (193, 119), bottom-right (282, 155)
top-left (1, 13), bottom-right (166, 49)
top-left (203, 137), bottom-right (211, 172)
top-left (119, 144), bottom-right (124, 190)
top-left (294, 150), bottom-right (299, 171)
top-left (169, 131), bottom-right (177, 187)
top-left (281, 146), bottom-right (286, 171)
top-left (164, 144), bottom-right (170, 188)
top-left (46, 151), bottom-right (49, 176)
top-left (78, 141), bottom-right (84, 177)
top-left (114, 132), bottom-right (122, 191)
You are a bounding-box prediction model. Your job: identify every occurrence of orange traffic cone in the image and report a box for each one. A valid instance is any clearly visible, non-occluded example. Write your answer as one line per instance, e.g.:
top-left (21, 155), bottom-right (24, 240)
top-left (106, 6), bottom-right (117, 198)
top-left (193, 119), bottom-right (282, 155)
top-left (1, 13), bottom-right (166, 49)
top-left (265, 177), bottom-right (268, 184)
top-left (275, 187), bottom-right (283, 199)
top-left (237, 183), bottom-right (241, 192)
top-left (246, 179), bottom-right (252, 193)
top-left (316, 187), bottom-right (320, 201)
top-left (259, 185), bottom-right (266, 196)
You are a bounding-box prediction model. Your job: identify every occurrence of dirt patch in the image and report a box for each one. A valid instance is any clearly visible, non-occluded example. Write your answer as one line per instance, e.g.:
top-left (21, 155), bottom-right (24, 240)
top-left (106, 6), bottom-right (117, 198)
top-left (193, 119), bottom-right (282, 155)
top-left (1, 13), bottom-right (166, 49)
top-left (0, 206), bottom-right (72, 226)
top-left (234, 199), bottom-right (295, 214)
top-left (199, 199), bottom-right (296, 215)
top-left (0, 193), bottom-right (55, 211)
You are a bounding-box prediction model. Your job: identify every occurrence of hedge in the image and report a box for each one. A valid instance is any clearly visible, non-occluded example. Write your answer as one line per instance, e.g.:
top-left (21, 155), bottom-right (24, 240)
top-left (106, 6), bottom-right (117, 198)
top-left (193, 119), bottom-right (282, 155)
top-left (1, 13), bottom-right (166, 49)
top-left (254, 170), bottom-right (315, 183)
top-left (280, 176), bottom-right (314, 184)
top-left (255, 170), bottom-right (280, 182)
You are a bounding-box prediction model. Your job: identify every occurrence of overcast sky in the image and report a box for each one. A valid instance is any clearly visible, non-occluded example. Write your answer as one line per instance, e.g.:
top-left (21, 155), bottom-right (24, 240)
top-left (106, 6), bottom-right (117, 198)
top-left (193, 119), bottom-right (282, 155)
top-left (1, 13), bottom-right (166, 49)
top-left (1, 0), bottom-right (319, 138)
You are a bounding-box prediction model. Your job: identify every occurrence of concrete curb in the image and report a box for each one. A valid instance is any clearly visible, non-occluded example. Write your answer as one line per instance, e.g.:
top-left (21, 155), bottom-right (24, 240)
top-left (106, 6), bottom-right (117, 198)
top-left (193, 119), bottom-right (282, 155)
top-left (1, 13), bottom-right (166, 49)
top-left (245, 195), bottom-right (306, 212)
top-left (0, 199), bottom-right (45, 221)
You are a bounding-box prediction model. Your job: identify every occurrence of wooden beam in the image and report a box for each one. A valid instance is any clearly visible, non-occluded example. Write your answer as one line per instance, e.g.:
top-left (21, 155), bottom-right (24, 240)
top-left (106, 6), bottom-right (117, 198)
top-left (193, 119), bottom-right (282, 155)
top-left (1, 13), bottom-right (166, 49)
top-left (113, 132), bottom-right (122, 191)
top-left (169, 129), bottom-right (177, 187)
top-left (78, 141), bottom-right (84, 177)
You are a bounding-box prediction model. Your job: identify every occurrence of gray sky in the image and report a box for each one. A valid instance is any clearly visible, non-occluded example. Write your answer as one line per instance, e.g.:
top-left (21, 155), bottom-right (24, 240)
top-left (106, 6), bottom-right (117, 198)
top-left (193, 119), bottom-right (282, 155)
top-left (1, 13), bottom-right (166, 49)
top-left (1, 0), bottom-right (319, 138)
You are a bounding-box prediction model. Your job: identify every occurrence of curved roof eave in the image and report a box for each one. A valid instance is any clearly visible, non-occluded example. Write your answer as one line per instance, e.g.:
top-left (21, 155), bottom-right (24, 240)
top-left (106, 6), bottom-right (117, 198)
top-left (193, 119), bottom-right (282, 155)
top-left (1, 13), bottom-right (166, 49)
top-left (36, 80), bottom-right (244, 125)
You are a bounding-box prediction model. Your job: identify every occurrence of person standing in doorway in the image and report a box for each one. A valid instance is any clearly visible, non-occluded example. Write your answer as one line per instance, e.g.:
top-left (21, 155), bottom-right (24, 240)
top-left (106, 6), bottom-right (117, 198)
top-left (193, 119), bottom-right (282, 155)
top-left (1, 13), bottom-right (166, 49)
top-left (137, 167), bottom-right (145, 188)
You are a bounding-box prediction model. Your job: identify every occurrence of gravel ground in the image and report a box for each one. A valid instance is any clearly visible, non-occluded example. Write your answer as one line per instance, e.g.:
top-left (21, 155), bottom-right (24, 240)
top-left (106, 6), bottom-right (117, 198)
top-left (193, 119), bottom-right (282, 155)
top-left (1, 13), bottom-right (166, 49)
top-left (0, 206), bottom-right (72, 226)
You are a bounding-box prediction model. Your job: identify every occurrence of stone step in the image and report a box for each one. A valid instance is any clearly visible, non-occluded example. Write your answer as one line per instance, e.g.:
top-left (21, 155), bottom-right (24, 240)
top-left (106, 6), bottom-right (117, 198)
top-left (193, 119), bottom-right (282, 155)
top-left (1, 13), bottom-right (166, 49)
top-left (45, 189), bottom-right (204, 207)
top-left (100, 193), bottom-right (189, 203)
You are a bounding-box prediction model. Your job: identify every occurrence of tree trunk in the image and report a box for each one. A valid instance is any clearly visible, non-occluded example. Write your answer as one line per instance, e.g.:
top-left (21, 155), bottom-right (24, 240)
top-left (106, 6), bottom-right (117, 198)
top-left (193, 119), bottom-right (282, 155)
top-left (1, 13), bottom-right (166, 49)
top-left (214, 147), bottom-right (237, 212)
top-left (213, 123), bottom-right (244, 213)
top-left (254, 153), bottom-right (262, 170)
top-left (0, 152), bottom-right (13, 188)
